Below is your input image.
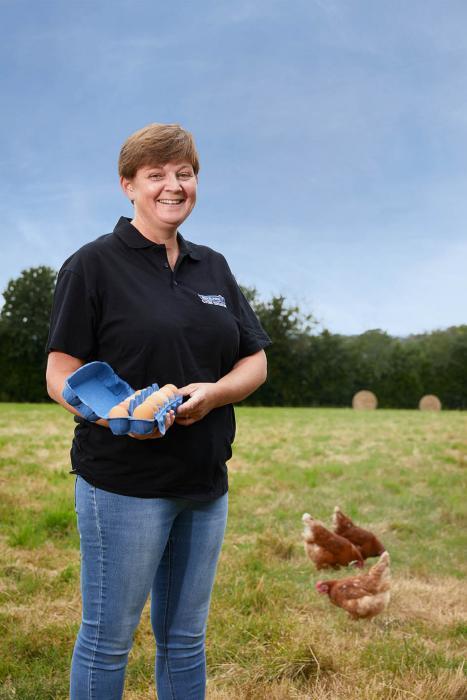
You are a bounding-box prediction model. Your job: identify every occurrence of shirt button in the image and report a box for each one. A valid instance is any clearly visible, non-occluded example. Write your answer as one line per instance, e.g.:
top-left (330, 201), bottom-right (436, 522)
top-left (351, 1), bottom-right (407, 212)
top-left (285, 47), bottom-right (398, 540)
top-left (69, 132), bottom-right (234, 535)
top-left (164, 262), bottom-right (169, 268)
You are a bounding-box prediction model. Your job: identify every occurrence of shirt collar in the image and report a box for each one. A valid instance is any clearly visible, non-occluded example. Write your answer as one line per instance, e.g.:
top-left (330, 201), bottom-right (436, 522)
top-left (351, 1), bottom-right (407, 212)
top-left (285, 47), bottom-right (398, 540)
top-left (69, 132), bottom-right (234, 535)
top-left (113, 217), bottom-right (202, 260)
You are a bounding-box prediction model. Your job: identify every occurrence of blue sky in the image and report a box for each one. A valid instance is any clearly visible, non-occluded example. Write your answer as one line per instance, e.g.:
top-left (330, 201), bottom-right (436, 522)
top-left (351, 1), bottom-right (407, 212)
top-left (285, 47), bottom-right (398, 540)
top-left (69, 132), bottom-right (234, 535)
top-left (1, 0), bottom-right (466, 336)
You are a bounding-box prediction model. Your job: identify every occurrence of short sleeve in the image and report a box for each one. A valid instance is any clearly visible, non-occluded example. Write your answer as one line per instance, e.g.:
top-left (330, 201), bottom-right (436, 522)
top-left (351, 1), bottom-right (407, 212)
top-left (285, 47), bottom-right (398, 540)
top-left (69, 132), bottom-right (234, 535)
top-left (223, 262), bottom-right (271, 359)
top-left (46, 267), bottom-right (98, 361)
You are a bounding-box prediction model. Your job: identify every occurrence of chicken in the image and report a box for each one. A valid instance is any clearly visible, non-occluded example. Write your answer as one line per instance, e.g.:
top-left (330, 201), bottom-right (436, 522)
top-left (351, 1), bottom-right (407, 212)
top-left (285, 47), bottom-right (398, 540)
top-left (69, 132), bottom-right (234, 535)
top-left (302, 513), bottom-right (364, 570)
top-left (332, 506), bottom-right (385, 559)
top-left (316, 551), bottom-right (391, 619)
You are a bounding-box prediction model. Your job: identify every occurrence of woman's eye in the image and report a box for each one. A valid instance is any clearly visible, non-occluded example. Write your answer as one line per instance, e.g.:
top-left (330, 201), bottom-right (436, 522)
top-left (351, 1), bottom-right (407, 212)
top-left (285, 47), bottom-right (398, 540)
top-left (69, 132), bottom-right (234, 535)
top-left (149, 174), bottom-right (163, 180)
top-left (178, 172), bottom-right (192, 179)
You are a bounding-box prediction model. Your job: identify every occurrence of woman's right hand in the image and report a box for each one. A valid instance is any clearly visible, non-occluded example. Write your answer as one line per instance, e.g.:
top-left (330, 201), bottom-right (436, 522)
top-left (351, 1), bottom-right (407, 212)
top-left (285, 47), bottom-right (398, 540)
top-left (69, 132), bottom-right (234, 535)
top-left (128, 410), bottom-right (176, 440)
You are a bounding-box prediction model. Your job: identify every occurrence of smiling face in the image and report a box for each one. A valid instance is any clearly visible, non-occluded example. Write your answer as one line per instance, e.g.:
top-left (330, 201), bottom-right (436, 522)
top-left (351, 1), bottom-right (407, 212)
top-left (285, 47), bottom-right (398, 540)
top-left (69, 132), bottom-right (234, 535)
top-left (121, 161), bottom-right (197, 239)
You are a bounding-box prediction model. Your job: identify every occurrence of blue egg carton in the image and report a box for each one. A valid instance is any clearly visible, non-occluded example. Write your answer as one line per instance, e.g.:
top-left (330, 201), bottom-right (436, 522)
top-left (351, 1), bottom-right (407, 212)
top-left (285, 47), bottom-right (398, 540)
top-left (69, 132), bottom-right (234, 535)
top-left (62, 361), bottom-right (182, 436)
top-left (124, 388), bottom-right (183, 436)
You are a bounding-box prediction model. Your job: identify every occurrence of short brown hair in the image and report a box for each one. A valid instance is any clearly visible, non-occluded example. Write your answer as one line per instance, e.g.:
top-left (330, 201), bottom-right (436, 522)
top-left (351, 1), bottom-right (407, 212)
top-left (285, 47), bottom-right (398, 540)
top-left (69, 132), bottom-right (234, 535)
top-left (118, 123), bottom-right (200, 179)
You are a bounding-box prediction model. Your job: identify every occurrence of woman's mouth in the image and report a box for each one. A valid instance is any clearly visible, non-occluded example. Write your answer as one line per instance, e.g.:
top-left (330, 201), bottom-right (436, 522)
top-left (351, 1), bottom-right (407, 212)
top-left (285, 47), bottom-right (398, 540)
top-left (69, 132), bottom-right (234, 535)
top-left (157, 199), bottom-right (185, 205)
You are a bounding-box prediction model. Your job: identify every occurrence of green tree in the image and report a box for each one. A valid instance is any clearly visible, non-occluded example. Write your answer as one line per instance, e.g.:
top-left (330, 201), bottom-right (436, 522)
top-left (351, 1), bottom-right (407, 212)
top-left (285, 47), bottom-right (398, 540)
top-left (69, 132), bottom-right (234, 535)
top-left (240, 287), bottom-right (316, 405)
top-left (302, 331), bottom-right (356, 406)
top-left (409, 326), bottom-right (467, 409)
top-left (0, 266), bottom-right (57, 401)
top-left (377, 341), bottom-right (424, 408)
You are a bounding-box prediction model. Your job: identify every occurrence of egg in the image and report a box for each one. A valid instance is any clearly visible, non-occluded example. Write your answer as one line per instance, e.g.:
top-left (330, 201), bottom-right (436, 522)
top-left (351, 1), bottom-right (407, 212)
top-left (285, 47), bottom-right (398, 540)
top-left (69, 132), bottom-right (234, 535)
top-left (133, 400), bottom-right (156, 420)
top-left (109, 404), bottom-right (129, 419)
top-left (146, 390), bottom-right (166, 408)
top-left (127, 389), bottom-right (143, 402)
top-left (159, 384), bottom-right (178, 401)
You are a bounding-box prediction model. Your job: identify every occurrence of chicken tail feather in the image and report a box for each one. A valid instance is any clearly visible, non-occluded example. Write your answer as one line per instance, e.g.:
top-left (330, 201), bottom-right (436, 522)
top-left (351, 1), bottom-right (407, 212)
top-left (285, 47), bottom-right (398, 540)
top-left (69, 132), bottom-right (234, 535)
top-left (369, 551), bottom-right (391, 581)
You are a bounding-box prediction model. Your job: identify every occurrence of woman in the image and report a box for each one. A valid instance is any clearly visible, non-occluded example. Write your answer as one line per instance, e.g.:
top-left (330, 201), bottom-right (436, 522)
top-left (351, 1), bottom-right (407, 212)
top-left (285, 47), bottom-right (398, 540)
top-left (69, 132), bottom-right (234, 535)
top-left (46, 123), bottom-right (270, 700)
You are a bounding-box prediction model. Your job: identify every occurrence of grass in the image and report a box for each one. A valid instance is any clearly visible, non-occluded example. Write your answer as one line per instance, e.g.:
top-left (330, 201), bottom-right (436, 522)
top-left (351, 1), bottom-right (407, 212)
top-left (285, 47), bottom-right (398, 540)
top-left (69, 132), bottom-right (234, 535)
top-left (0, 403), bottom-right (466, 699)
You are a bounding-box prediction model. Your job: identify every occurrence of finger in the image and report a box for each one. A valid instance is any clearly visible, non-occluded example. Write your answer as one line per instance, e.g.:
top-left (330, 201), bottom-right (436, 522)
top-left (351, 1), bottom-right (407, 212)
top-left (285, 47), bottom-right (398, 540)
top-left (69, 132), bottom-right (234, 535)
top-left (178, 393), bottom-right (203, 412)
top-left (129, 424), bottom-right (163, 440)
top-left (164, 410), bottom-right (175, 428)
top-left (177, 384), bottom-right (198, 396)
top-left (177, 399), bottom-right (198, 416)
top-left (129, 432), bottom-right (153, 440)
top-left (148, 431), bottom-right (163, 439)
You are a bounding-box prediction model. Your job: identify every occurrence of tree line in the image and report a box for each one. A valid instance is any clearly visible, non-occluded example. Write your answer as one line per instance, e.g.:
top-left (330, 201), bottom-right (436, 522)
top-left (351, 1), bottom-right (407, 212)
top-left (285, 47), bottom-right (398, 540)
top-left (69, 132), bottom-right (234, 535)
top-left (0, 267), bottom-right (465, 408)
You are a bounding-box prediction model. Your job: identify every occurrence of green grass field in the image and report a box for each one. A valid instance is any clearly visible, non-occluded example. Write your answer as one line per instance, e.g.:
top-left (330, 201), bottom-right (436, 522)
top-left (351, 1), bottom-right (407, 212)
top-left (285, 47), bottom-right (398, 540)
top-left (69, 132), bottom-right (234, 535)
top-left (0, 404), bottom-right (466, 699)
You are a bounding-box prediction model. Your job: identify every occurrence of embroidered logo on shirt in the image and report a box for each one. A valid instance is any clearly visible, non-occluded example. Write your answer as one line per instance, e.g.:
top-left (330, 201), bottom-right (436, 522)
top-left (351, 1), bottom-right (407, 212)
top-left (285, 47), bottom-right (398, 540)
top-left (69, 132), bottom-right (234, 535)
top-left (198, 294), bottom-right (227, 308)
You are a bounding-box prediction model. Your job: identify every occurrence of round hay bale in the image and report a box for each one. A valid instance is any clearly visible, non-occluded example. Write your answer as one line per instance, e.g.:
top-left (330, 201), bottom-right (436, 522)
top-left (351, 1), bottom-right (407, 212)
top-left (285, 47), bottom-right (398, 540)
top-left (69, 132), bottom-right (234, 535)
top-left (352, 390), bottom-right (378, 410)
top-left (419, 394), bottom-right (442, 411)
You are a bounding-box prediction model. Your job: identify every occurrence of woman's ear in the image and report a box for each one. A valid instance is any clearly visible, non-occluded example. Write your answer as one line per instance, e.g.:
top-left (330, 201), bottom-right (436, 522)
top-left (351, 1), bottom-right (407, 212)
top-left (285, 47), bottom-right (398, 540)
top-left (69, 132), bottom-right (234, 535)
top-left (120, 176), bottom-right (134, 203)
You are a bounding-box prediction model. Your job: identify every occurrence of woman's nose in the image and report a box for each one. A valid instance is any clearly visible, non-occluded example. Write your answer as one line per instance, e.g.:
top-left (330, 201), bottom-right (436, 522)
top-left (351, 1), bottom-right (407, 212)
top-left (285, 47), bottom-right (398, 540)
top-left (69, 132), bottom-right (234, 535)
top-left (164, 174), bottom-right (182, 190)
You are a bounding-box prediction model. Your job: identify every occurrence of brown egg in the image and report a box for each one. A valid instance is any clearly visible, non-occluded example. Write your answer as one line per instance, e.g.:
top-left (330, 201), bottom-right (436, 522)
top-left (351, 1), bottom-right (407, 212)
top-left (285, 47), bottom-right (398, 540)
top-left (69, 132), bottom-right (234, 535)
top-left (127, 389), bottom-right (143, 401)
top-left (123, 388), bottom-right (145, 411)
top-left (159, 384), bottom-right (178, 401)
top-left (132, 400), bottom-right (156, 420)
top-left (147, 390), bottom-right (166, 409)
top-left (109, 404), bottom-right (129, 419)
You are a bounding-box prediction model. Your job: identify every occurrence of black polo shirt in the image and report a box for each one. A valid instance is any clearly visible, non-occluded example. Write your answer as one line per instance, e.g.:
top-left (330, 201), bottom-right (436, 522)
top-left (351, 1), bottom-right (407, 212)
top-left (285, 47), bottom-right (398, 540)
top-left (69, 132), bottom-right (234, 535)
top-left (47, 217), bottom-right (270, 500)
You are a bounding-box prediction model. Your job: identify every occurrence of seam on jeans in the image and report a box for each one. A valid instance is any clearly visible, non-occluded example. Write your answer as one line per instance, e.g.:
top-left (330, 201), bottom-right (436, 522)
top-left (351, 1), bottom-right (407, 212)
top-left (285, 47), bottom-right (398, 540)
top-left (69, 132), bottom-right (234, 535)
top-left (88, 485), bottom-right (105, 700)
top-left (74, 476), bottom-right (78, 513)
top-left (162, 537), bottom-right (177, 700)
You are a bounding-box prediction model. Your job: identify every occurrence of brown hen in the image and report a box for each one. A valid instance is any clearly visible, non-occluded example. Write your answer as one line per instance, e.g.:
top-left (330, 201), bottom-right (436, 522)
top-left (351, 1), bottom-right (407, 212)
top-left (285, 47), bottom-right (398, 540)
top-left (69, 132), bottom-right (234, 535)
top-left (332, 506), bottom-right (385, 559)
top-left (316, 551), bottom-right (391, 619)
top-left (302, 513), bottom-right (364, 570)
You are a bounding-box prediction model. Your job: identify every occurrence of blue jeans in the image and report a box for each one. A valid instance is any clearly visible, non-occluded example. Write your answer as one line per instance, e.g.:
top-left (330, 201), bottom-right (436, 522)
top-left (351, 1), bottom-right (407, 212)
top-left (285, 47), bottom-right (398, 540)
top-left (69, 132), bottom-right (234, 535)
top-left (71, 475), bottom-right (228, 700)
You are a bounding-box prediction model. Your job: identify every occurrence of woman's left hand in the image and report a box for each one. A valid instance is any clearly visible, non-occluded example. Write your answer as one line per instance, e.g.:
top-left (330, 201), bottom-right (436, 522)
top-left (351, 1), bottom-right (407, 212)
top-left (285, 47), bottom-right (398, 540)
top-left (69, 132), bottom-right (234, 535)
top-left (175, 383), bottom-right (220, 426)
top-left (175, 351), bottom-right (267, 426)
